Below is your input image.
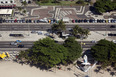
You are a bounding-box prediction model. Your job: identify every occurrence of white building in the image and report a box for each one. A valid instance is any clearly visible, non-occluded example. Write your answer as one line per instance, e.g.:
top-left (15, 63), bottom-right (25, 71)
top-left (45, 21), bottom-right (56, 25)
top-left (0, 9), bottom-right (12, 15)
top-left (0, 0), bottom-right (16, 8)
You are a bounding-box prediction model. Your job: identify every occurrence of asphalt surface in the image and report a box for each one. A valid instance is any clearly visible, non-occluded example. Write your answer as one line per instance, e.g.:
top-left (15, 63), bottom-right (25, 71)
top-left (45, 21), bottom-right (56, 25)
top-left (0, 23), bottom-right (115, 31)
top-left (0, 41), bottom-right (95, 51)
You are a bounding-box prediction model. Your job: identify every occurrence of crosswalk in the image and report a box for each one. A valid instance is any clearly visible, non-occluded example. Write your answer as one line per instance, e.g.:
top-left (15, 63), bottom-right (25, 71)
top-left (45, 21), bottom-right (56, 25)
top-left (58, 10), bottom-right (73, 19)
top-left (55, 6), bottom-right (85, 20)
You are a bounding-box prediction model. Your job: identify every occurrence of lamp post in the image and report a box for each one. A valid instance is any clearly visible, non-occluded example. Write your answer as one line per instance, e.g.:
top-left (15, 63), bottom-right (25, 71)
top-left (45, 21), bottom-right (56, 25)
top-left (28, 23), bottom-right (30, 36)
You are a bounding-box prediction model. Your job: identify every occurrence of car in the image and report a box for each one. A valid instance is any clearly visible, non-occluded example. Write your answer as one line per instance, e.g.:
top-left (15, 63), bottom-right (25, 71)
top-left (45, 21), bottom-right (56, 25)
top-left (91, 40), bottom-right (96, 43)
top-left (26, 20), bottom-right (29, 23)
top-left (28, 19), bottom-right (32, 23)
top-left (33, 20), bottom-right (37, 23)
top-left (18, 44), bottom-right (24, 48)
top-left (112, 40), bottom-right (116, 43)
top-left (44, 33), bottom-right (50, 36)
top-left (37, 20), bottom-right (39, 23)
top-left (22, 20), bottom-right (25, 23)
top-left (38, 31), bottom-right (43, 35)
top-left (110, 25), bottom-right (115, 28)
top-left (31, 31), bottom-right (37, 33)
top-left (10, 42), bottom-right (17, 46)
top-left (11, 20), bottom-right (14, 23)
top-left (9, 34), bottom-right (24, 37)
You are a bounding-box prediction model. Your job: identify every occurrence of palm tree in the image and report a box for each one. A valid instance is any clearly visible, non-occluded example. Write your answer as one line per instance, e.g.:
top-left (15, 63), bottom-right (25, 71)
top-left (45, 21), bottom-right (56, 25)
top-left (22, 1), bottom-right (27, 7)
top-left (72, 25), bottom-right (90, 39)
top-left (51, 20), bottom-right (66, 33)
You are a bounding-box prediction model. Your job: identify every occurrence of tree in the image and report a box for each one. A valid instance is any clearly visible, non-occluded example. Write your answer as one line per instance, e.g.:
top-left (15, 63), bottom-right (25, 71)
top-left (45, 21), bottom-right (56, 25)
top-left (63, 37), bottom-right (82, 63)
top-left (51, 20), bottom-right (66, 32)
top-left (91, 39), bottom-right (116, 68)
top-left (72, 25), bottom-right (90, 38)
top-left (94, 0), bottom-right (116, 14)
top-left (76, 0), bottom-right (85, 4)
top-left (18, 37), bottom-right (68, 69)
top-left (22, 1), bottom-right (27, 7)
top-left (23, 10), bottom-right (26, 14)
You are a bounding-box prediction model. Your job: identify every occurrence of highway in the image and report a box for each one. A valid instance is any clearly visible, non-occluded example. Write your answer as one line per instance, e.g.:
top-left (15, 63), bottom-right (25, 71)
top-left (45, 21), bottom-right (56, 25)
top-left (0, 23), bottom-right (115, 31)
top-left (0, 41), bottom-right (95, 51)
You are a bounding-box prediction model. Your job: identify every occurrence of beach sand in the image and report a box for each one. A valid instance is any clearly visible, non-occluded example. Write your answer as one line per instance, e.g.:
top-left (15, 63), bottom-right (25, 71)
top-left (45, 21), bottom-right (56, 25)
top-left (0, 61), bottom-right (115, 77)
top-left (0, 61), bottom-right (75, 77)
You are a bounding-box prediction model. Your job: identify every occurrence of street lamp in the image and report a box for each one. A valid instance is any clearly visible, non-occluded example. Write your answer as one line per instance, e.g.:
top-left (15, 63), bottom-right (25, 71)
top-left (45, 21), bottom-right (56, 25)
top-left (28, 23), bottom-right (30, 36)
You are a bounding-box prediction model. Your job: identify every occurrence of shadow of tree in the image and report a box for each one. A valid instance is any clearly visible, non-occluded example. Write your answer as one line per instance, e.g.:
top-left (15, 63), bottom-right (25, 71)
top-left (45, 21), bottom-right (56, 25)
top-left (94, 69), bottom-right (99, 74)
top-left (107, 68), bottom-right (111, 72)
top-left (110, 72), bottom-right (115, 77)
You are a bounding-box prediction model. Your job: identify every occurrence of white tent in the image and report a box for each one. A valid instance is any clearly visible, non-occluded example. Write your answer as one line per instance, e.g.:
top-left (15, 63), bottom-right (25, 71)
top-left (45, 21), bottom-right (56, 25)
top-left (62, 17), bottom-right (70, 23)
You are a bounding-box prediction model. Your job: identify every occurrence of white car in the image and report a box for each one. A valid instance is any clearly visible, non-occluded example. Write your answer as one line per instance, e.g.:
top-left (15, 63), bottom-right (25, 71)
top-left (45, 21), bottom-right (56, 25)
top-left (112, 40), bottom-right (116, 43)
top-left (10, 42), bottom-right (17, 45)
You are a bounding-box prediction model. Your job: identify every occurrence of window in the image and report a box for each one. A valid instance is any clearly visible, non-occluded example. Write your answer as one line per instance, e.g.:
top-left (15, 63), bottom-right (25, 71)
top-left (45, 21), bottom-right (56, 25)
top-left (6, 1), bottom-right (7, 3)
top-left (1, 1), bottom-right (3, 3)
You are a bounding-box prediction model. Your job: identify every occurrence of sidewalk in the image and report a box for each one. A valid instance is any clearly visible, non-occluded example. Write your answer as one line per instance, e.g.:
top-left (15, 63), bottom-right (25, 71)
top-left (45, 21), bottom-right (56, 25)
top-left (0, 31), bottom-right (114, 42)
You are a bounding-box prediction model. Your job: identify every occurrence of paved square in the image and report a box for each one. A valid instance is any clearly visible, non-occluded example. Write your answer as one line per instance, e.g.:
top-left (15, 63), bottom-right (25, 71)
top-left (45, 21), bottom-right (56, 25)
top-left (31, 6), bottom-right (54, 19)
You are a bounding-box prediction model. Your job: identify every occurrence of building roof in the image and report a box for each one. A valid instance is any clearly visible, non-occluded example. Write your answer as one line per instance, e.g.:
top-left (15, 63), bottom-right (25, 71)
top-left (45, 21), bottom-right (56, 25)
top-left (0, 9), bottom-right (12, 14)
top-left (0, 0), bottom-right (14, 4)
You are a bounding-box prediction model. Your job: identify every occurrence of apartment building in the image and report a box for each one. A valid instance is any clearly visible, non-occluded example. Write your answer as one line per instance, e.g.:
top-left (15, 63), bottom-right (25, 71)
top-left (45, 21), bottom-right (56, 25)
top-left (0, 0), bottom-right (16, 8)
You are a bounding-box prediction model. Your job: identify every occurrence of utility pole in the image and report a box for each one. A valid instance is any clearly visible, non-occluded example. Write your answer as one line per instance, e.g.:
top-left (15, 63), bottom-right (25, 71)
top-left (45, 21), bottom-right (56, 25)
top-left (28, 23), bottom-right (30, 36)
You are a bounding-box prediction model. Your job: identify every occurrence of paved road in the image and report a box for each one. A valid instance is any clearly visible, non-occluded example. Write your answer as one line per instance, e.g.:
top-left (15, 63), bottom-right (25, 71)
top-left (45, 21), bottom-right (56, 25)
top-left (0, 23), bottom-right (115, 31)
top-left (0, 41), bottom-right (95, 51)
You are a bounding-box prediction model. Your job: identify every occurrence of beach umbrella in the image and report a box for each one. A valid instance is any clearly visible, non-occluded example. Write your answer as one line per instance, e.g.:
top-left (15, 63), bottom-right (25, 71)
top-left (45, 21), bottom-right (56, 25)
top-left (16, 40), bottom-right (21, 43)
top-left (0, 52), bottom-right (6, 59)
top-left (6, 52), bottom-right (10, 57)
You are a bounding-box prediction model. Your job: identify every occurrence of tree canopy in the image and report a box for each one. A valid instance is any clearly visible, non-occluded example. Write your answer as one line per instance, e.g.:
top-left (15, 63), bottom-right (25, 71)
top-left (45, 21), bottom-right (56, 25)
top-left (18, 37), bottom-right (82, 69)
top-left (51, 20), bottom-right (66, 32)
top-left (72, 25), bottom-right (90, 38)
top-left (19, 37), bottom-right (68, 68)
top-left (91, 39), bottom-right (116, 68)
top-left (94, 0), bottom-right (116, 14)
top-left (63, 37), bottom-right (82, 63)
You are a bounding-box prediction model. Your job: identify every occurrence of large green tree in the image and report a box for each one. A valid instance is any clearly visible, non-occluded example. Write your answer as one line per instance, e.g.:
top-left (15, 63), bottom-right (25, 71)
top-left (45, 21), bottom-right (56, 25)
top-left (63, 37), bottom-right (82, 63)
top-left (94, 0), bottom-right (116, 14)
top-left (51, 20), bottom-right (66, 32)
top-left (19, 37), bottom-right (68, 69)
top-left (72, 25), bottom-right (90, 38)
top-left (91, 39), bottom-right (116, 68)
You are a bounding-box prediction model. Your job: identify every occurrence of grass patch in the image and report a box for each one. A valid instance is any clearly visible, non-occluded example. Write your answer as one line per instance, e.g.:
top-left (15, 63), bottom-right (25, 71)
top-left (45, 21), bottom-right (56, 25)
top-left (36, 1), bottom-right (87, 6)
top-left (11, 10), bottom-right (14, 17)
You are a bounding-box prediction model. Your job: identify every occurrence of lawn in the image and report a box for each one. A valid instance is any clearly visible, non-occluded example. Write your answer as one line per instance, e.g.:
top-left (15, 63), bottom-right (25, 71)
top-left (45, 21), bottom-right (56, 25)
top-left (36, 1), bottom-right (80, 6)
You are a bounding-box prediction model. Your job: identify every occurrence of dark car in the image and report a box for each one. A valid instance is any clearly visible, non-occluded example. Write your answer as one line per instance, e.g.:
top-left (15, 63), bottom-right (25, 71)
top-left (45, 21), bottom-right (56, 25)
top-left (18, 44), bottom-right (24, 48)
top-left (9, 34), bottom-right (23, 37)
top-left (28, 19), bottom-right (32, 23)
top-left (110, 25), bottom-right (115, 28)
top-left (26, 20), bottom-right (29, 23)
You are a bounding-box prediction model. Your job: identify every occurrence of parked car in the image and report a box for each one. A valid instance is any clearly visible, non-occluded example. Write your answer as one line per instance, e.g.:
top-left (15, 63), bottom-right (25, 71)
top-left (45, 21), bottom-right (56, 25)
top-left (26, 20), bottom-right (29, 23)
top-left (37, 20), bottom-right (39, 23)
top-left (38, 31), bottom-right (43, 35)
top-left (28, 19), bottom-right (32, 23)
top-left (44, 33), bottom-right (50, 36)
top-left (22, 20), bottom-right (25, 23)
top-left (31, 31), bottom-right (37, 33)
top-left (9, 34), bottom-right (23, 37)
top-left (112, 40), bottom-right (116, 43)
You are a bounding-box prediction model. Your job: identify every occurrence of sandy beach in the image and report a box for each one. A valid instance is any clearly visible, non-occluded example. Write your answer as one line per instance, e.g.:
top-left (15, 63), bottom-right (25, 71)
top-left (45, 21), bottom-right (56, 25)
top-left (0, 61), bottom-right (75, 77)
top-left (0, 61), bottom-right (115, 77)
